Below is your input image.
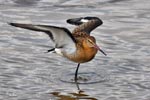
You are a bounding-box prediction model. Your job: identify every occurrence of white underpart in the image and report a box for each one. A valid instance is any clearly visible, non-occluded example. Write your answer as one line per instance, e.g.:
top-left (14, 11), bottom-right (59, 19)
top-left (81, 19), bottom-right (89, 23)
top-left (55, 48), bottom-right (63, 56)
top-left (55, 47), bottom-right (76, 56)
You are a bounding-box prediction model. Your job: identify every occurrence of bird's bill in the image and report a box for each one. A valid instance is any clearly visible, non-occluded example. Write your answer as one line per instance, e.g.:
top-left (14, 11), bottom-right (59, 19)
top-left (94, 44), bottom-right (107, 56)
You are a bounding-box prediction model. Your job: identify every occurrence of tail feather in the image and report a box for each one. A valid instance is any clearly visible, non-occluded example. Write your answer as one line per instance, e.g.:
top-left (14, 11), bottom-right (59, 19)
top-left (46, 48), bottom-right (55, 53)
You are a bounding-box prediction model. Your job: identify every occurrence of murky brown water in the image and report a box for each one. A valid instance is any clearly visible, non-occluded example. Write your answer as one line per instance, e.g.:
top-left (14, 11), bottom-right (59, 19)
top-left (0, 0), bottom-right (150, 100)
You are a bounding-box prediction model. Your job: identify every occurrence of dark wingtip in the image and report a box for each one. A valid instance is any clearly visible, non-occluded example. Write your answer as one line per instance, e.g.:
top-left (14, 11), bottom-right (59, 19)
top-left (8, 22), bottom-right (18, 27)
top-left (8, 22), bottom-right (13, 25)
top-left (8, 23), bottom-right (30, 29)
top-left (66, 17), bottom-right (83, 25)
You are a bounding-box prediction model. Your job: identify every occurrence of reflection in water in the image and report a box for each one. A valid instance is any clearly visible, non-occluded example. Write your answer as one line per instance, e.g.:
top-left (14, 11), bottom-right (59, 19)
top-left (50, 82), bottom-right (98, 100)
top-left (50, 90), bottom-right (97, 100)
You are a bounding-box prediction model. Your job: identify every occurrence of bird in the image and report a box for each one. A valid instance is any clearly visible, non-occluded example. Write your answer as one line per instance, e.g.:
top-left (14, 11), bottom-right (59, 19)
top-left (8, 16), bottom-right (107, 82)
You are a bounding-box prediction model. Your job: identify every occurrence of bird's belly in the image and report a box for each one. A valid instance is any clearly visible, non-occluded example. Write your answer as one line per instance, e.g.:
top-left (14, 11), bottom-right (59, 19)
top-left (72, 54), bottom-right (95, 63)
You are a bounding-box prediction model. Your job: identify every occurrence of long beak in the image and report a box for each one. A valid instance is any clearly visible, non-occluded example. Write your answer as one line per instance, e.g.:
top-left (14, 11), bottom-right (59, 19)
top-left (94, 44), bottom-right (107, 56)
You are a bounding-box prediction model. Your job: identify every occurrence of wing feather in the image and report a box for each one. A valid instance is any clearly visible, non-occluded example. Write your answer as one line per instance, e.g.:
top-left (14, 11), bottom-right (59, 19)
top-left (9, 23), bottom-right (76, 54)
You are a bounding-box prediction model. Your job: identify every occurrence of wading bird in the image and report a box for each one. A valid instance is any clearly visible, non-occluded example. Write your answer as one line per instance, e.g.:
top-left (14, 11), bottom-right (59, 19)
top-left (9, 16), bottom-right (106, 82)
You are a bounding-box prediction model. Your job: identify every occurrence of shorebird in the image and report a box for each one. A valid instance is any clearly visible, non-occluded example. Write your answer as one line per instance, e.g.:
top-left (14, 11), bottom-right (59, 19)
top-left (9, 16), bottom-right (106, 82)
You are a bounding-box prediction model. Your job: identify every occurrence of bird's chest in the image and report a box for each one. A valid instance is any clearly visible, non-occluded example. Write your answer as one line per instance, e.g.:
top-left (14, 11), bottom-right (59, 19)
top-left (64, 47), bottom-right (97, 63)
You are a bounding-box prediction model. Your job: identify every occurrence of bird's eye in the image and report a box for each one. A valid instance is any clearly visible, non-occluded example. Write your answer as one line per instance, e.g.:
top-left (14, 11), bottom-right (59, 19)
top-left (87, 39), bottom-right (93, 44)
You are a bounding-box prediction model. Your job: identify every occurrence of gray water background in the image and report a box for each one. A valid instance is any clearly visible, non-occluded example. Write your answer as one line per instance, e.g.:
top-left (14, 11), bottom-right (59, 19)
top-left (0, 0), bottom-right (150, 100)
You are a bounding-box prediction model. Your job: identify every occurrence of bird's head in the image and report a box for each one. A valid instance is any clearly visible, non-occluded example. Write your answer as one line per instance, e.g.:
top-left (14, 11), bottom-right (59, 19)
top-left (85, 36), bottom-right (107, 56)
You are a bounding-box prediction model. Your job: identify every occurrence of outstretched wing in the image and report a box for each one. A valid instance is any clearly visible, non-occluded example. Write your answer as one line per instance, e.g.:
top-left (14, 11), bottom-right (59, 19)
top-left (9, 23), bottom-right (76, 53)
top-left (66, 16), bottom-right (103, 34)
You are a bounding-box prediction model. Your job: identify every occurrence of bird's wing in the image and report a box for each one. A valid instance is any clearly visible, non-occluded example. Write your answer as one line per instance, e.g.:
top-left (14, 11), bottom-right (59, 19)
top-left (9, 23), bottom-right (76, 53)
top-left (66, 17), bottom-right (103, 34)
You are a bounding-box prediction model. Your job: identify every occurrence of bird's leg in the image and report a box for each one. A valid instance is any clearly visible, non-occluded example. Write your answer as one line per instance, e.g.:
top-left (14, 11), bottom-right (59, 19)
top-left (45, 48), bottom-right (55, 53)
top-left (75, 80), bottom-right (80, 90)
top-left (75, 63), bottom-right (80, 82)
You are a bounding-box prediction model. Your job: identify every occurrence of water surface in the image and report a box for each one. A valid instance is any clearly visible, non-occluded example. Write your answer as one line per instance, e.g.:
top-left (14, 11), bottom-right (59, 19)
top-left (0, 0), bottom-right (150, 100)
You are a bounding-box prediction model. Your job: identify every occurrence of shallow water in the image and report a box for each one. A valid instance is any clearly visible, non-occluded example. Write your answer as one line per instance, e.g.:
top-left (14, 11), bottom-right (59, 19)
top-left (0, 0), bottom-right (150, 100)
